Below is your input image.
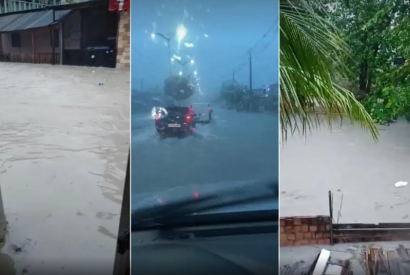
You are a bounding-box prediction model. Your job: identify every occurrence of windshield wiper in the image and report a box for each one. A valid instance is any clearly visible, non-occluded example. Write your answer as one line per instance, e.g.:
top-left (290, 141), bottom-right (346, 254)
top-left (131, 180), bottom-right (278, 231)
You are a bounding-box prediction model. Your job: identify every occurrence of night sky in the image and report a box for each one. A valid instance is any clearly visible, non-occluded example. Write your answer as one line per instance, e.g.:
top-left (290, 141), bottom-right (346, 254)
top-left (131, 0), bottom-right (278, 95)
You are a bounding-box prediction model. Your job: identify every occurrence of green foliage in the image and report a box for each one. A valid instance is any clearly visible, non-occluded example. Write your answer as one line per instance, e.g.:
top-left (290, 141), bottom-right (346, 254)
top-left (324, 0), bottom-right (410, 123)
top-left (280, 0), bottom-right (378, 140)
top-left (163, 75), bottom-right (195, 101)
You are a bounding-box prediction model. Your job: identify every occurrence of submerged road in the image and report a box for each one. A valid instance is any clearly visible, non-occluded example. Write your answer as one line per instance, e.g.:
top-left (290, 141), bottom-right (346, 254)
top-left (0, 63), bottom-right (129, 275)
top-left (131, 107), bottom-right (278, 196)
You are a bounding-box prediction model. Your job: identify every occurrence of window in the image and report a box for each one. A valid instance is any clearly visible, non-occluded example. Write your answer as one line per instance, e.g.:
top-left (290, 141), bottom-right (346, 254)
top-left (50, 28), bottom-right (59, 47)
top-left (11, 32), bottom-right (21, 48)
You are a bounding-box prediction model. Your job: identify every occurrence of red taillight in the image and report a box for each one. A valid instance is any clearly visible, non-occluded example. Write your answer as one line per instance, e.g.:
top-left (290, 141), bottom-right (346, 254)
top-left (208, 107), bottom-right (211, 111)
top-left (194, 192), bottom-right (199, 199)
top-left (186, 115), bottom-right (191, 120)
top-left (155, 115), bottom-right (159, 120)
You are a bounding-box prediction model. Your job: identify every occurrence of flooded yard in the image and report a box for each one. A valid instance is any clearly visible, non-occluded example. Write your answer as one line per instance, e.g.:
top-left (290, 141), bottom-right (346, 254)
top-left (0, 63), bottom-right (129, 274)
top-left (281, 118), bottom-right (410, 223)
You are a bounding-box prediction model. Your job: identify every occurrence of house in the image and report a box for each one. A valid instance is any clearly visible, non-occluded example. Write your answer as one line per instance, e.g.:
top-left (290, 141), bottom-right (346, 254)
top-left (0, 0), bottom-right (130, 69)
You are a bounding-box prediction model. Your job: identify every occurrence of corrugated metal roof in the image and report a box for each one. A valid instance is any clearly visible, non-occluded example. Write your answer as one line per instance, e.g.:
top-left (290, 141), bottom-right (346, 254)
top-left (0, 10), bottom-right (71, 32)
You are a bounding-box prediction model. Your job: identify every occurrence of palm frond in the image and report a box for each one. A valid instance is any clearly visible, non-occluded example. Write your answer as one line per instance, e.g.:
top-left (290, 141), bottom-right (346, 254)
top-left (280, 0), bottom-right (378, 140)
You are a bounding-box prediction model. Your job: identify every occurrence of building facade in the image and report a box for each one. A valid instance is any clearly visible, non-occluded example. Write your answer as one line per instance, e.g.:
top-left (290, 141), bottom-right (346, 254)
top-left (109, 0), bottom-right (130, 69)
top-left (115, 10), bottom-right (129, 69)
top-left (0, 0), bottom-right (130, 69)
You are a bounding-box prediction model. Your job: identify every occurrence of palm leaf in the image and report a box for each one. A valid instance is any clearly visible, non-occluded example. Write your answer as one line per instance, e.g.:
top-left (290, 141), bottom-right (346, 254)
top-left (280, 0), bottom-right (378, 140)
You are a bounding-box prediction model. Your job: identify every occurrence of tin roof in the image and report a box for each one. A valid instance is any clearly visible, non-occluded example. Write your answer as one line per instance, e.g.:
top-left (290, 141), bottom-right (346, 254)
top-left (0, 10), bottom-right (71, 32)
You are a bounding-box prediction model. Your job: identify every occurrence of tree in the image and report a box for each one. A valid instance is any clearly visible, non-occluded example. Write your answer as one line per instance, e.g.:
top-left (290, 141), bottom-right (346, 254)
top-left (323, 0), bottom-right (410, 124)
top-left (163, 75), bottom-right (195, 103)
top-left (219, 82), bottom-right (248, 106)
top-left (280, 0), bottom-right (378, 140)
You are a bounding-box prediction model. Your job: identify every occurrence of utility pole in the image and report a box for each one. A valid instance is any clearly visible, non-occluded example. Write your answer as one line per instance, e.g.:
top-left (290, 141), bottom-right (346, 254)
top-left (141, 78), bottom-right (143, 92)
top-left (249, 52), bottom-right (253, 95)
top-left (167, 41), bottom-right (172, 76)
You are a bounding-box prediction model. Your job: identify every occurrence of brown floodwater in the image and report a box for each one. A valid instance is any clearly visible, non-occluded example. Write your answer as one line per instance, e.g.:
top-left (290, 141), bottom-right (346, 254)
top-left (0, 63), bottom-right (129, 274)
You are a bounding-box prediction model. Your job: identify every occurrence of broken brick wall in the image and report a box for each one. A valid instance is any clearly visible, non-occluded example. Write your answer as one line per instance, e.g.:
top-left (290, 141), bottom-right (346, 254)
top-left (280, 216), bottom-right (332, 246)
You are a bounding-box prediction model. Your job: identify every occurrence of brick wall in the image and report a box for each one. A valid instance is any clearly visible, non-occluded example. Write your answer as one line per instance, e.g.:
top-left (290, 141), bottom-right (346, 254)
top-left (280, 216), bottom-right (332, 246)
top-left (116, 11), bottom-right (130, 70)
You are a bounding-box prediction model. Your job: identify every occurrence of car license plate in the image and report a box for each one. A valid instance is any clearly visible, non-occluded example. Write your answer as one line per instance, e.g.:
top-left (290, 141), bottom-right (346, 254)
top-left (168, 123), bottom-right (181, 127)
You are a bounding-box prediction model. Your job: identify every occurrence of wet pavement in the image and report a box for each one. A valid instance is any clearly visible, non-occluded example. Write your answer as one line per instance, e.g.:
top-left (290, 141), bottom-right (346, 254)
top-left (280, 118), bottom-right (410, 223)
top-left (0, 63), bottom-right (129, 274)
top-left (131, 107), bottom-right (278, 197)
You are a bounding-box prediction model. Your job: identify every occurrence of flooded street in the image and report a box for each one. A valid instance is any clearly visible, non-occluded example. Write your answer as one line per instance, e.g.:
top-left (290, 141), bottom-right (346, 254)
top-left (281, 118), bottom-right (410, 223)
top-left (131, 107), bottom-right (278, 196)
top-left (0, 63), bottom-right (129, 274)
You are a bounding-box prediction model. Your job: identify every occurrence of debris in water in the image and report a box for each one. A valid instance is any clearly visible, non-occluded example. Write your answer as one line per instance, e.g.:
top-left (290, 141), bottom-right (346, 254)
top-left (395, 181), bottom-right (408, 188)
top-left (12, 245), bottom-right (22, 253)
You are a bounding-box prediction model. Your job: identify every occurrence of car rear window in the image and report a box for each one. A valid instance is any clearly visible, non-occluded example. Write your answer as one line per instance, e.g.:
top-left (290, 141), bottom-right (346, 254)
top-left (165, 107), bottom-right (190, 114)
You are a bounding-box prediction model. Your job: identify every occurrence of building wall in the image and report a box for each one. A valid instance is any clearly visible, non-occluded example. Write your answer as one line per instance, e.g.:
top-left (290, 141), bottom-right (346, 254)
top-left (63, 10), bottom-right (81, 50)
top-left (1, 28), bottom-right (59, 54)
top-left (116, 11), bottom-right (130, 69)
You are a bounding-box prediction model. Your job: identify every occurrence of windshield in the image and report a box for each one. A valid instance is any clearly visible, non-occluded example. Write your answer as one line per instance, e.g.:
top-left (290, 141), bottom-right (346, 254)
top-left (131, 1), bottom-right (279, 219)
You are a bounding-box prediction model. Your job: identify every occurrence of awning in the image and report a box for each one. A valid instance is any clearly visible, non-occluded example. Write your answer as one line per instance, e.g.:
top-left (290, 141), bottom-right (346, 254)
top-left (109, 0), bottom-right (130, 11)
top-left (0, 9), bottom-right (71, 33)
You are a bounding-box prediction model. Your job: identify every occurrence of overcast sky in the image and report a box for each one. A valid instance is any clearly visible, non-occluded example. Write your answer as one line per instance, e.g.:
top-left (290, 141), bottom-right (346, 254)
top-left (131, 0), bottom-right (278, 94)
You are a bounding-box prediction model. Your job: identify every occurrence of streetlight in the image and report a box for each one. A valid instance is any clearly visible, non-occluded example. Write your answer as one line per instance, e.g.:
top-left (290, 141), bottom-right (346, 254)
top-left (177, 25), bottom-right (187, 42)
top-left (153, 25), bottom-right (187, 76)
top-left (152, 32), bottom-right (172, 76)
top-left (177, 59), bottom-right (194, 66)
top-left (179, 71), bottom-right (183, 76)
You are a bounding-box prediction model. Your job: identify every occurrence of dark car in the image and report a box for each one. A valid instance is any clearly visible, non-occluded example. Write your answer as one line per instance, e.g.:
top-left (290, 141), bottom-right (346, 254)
top-left (155, 106), bottom-right (194, 137)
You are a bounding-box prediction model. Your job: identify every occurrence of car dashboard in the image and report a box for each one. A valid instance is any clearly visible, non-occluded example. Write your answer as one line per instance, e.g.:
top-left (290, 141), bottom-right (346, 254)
top-left (131, 220), bottom-right (278, 275)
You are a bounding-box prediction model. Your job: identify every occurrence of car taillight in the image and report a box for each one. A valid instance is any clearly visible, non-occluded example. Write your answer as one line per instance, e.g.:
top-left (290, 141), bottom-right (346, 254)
top-left (155, 115), bottom-right (159, 120)
top-left (186, 115), bottom-right (191, 120)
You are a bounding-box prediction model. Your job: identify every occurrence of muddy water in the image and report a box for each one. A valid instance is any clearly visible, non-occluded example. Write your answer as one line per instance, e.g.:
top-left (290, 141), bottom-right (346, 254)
top-left (281, 118), bottom-right (410, 223)
top-left (0, 63), bottom-right (129, 274)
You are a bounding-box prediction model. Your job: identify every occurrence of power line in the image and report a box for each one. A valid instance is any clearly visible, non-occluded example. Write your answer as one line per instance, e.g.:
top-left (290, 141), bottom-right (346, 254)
top-left (221, 21), bottom-right (278, 82)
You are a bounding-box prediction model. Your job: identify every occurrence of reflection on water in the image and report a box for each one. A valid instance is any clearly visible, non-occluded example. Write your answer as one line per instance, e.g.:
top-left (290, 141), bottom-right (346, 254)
top-left (0, 63), bottom-right (129, 274)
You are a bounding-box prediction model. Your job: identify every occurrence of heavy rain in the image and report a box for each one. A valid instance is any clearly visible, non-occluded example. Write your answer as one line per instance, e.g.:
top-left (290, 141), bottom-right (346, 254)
top-left (131, 1), bottom-right (279, 197)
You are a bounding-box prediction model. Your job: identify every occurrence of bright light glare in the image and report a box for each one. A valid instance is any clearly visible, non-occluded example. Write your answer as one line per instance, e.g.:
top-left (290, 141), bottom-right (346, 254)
top-left (190, 60), bottom-right (195, 64)
top-left (179, 71), bottom-right (183, 75)
top-left (184, 43), bottom-right (194, 48)
top-left (171, 58), bottom-right (174, 62)
top-left (152, 106), bottom-right (167, 119)
top-left (177, 25), bottom-right (187, 41)
top-left (173, 54), bottom-right (181, 61)
top-left (194, 71), bottom-right (197, 75)
top-left (151, 33), bottom-right (156, 38)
